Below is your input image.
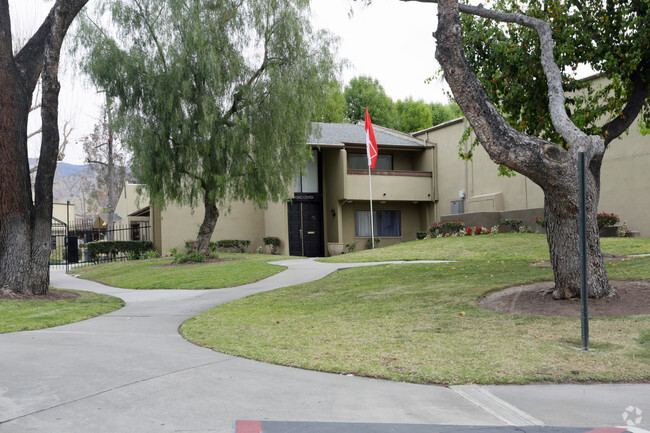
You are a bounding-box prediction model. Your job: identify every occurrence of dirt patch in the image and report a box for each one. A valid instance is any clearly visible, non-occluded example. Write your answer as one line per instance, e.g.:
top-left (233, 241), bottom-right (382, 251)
top-left (0, 289), bottom-right (81, 301)
top-left (478, 280), bottom-right (650, 317)
top-left (152, 257), bottom-right (241, 268)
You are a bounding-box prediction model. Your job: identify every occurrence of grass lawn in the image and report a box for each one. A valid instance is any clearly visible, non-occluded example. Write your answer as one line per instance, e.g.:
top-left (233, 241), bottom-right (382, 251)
top-left (0, 290), bottom-right (124, 334)
top-left (319, 233), bottom-right (650, 263)
top-left (72, 253), bottom-right (293, 289)
top-left (181, 234), bottom-right (650, 384)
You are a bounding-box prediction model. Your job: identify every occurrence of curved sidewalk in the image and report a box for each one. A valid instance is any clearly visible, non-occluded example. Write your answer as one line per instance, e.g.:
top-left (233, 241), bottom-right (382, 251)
top-left (0, 259), bottom-right (648, 432)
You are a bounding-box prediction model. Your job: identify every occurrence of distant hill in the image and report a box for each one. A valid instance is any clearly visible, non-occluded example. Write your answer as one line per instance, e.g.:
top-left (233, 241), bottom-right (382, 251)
top-left (29, 158), bottom-right (96, 211)
top-left (29, 159), bottom-right (134, 214)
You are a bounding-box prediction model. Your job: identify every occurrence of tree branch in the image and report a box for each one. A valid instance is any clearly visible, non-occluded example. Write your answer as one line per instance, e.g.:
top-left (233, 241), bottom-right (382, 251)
top-left (27, 127), bottom-right (42, 140)
top-left (408, 0), bottom-right (587, 146)
top-left (601, 69), bottom-right (649, 145)
top-left (134, 0), bottom-right (168, 72)
top-left (0, 0), bottom-right (14, 63)
top-left (222, 22), bottom-right (279, 125)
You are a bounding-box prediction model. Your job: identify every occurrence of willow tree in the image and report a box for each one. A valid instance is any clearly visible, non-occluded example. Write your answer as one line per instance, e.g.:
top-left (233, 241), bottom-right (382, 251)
top-left (397, 0), bottom-right (649, 299)
top-left (76, 0), bottom-right (338, 254)
top-left (0, 0), bottom-right (89, 295)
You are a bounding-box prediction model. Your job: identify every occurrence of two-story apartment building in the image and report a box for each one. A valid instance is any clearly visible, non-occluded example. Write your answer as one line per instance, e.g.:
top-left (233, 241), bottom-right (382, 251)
top-left (116, 122), bottom-right (436, 256)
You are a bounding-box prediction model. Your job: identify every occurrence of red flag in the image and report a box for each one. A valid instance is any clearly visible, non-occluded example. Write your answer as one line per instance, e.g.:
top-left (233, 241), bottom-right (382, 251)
top-left (365, 107), bottom-right (378, 169)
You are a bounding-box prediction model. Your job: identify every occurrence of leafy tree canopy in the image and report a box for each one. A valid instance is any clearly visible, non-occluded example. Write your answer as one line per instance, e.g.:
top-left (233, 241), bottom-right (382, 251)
top-left (461, 0), bottom-right (649, 146)
top-left (344, 75), bottom-right (396, 127)
top-left (342, 75), bottom-right (460, 132)
top-left (429, 101), bottom-right (463, 126)
top-left (314, 80), bottom-right (347, 123)
top-left (75, 0), bottom-right (338, 212)
top-left (394, 97), bottom-right (432, 132)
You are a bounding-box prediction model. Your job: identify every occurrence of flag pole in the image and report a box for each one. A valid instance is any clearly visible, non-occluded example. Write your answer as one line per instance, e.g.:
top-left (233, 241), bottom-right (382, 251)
top-left (365, 107), bottom-right (378, 249)
top-left (369, 164), bottom-right (375, 248)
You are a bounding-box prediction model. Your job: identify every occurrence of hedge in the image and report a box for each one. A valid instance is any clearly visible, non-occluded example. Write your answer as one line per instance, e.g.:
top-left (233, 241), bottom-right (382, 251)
top-left (87, 240), bottom-right (153, 262)
top-left (214, 240), bottom-right (250, 253)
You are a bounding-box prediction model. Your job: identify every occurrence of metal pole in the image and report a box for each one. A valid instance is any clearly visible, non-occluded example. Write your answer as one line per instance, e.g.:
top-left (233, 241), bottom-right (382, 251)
top-left (66, 200), bottom-right (70, 273)
top-left (369, 166), bottom-right (375, 248)
top-left (578, 152), bottom-right (589, 350)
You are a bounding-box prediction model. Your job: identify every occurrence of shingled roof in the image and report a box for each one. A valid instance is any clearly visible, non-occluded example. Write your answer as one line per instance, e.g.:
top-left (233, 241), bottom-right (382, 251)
top-left (309, 122), bottom-right (427, 148)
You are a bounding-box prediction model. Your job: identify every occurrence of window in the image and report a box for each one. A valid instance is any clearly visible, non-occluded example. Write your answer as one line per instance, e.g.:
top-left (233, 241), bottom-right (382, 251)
top-left (348, 153), bottom-right (393, 170)
top-left (294, 149), bottom-right (319, 193)
top-left (131, 223), bottom-right (141, 241)
top-left (355, 210), bottom-right (401, 237)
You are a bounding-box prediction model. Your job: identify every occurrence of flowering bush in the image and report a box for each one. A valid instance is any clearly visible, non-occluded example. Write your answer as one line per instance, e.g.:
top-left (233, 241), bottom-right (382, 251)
top-left (263, 236), bottom-right (281, 254)
top-left (534, 217), bottom-right (547, 228)
top-left (616, 221), bottom-right (632, 237)
top-left (597, 212), bottom-right (619, 228)
top-left (490, 225), bottom-right (500, 234)
top-left (462, 226), bottom-right (490, 236)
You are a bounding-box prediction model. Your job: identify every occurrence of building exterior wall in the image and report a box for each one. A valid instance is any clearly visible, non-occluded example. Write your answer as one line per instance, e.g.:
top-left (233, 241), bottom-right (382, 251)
top-left (155, 200), bottom-right (267, 255)
top-left (114, 184), bottom-right (149, 221)
top-left (598, 124), bottom-right (649, 237)
top-left (263, 200), bottom-right (290, 255)
top-left (415, 111), bottom-right (649, 237)
top-left (52, 202), bottom-right (75, 224)
top-left (322, 148), bottom-right (346, 244)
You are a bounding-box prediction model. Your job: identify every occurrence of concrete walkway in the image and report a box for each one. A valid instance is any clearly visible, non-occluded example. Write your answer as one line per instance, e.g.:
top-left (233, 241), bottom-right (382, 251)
top-left (0, 259), bottom-right (648, 433)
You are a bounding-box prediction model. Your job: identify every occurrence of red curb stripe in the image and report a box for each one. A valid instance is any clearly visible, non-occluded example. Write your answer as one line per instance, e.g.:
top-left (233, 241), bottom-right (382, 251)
top-left (584, 428), bottom-right (628, 433)
top-left (235, 420), bottom-right (262, 433)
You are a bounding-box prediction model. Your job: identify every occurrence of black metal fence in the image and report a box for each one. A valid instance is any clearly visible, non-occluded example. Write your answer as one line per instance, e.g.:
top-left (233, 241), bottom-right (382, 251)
top-left (49, 219), bottom-right (152, 270)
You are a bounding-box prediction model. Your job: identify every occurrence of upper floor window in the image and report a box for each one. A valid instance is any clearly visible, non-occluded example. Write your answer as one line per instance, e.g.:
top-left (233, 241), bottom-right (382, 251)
top-left (348, 153), bottom-right (392, 170)
top-left (294, 149), bottom-right (319, 193)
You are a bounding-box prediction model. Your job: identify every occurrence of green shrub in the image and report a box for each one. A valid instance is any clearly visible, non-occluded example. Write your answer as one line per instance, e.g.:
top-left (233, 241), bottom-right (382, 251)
top-left (87, 240), bottom-right (153, 262)
top-left (428, 220), bottom-right (465, 236)
top-left (213, 239), bottom-right (250, 253)
top-left (416, 231), bottom-right (428, 240)
top-left (345, 242), bottom-right (357, 253)
top-left (534, 217), bottom-right (546, 228)
top-left (500, 219), bottom-right (523, 231)
top-left (143, 250), bottom-right (160, 259)
top-left (366, 238), bottom-right (380, 249)
top-left (173, 251), bottom-right (206, 264)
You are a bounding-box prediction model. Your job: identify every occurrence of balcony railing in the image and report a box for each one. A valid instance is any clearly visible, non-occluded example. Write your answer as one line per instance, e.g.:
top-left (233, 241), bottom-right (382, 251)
top-left (345, 169), bottom-right (433, 202)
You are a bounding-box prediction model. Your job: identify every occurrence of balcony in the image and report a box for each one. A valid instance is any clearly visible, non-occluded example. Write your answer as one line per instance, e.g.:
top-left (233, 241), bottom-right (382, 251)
top-left (345, 169), bottom-right (433, 202)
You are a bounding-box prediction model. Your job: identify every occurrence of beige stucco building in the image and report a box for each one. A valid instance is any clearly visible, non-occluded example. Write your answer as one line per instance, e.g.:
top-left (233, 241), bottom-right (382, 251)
top-left (117, 123), bottom-right (437, 256)
top-left (116, 113), bottom-right (648, 257)
top-left (413, 111), bottom-right (649, 237)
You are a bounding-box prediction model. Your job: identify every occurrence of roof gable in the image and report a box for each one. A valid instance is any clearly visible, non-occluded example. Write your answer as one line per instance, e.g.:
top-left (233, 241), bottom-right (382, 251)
top-left (309, 122), bottom-right (427, 148)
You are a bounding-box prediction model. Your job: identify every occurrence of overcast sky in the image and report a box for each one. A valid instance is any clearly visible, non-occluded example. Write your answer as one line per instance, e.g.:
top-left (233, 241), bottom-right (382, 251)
top-left (12, 0), bottom-right (449, 164)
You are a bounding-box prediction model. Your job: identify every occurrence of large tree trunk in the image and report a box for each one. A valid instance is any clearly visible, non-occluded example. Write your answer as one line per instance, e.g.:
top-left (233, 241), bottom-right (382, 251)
top-left (194, 189), bottom-right (220, 255)
top-left (0, 0), bottom-right (89, 295)
top-left (0, 62), bottom-right (41, 295)
top-left (543, 163), bottom-right (611, 299)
